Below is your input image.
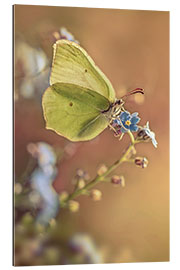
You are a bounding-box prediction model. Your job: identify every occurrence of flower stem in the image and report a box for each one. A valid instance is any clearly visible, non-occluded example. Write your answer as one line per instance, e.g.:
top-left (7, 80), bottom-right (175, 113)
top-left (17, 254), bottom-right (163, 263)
top-left (128, 130), bottom-right (135, 144)
top-left (61, 133), bottom-right (137, 208)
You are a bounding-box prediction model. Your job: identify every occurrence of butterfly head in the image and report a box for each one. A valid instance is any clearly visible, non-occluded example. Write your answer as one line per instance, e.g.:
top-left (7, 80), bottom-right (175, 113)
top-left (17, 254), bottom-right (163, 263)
top-left (107, 88), bottom-right (144, 138)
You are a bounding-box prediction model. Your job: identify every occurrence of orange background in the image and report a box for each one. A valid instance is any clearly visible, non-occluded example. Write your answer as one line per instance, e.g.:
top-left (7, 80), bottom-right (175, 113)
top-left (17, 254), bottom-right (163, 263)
top-left (15, 5), bottom-right (169, 263)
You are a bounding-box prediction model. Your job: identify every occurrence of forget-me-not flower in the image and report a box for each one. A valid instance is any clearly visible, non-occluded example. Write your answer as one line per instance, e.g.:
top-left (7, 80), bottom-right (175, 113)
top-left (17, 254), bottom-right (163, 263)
top-left (113, 111), bottom-right (140, 133)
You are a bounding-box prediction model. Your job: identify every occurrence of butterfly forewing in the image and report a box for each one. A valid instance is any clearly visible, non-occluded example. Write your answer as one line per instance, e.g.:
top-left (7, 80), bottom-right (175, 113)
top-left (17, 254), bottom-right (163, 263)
top-left (50, 40), bottom-right (115, 103)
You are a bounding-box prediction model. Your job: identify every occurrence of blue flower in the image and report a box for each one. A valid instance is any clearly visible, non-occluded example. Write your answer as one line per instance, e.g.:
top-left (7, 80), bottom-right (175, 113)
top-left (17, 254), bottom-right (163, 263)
top-left (28, 142), bottom-right (59, 225)
top-left (116, 111), bottom-right (140, 133)
top-left (31, 167), bottom-right (59, 225)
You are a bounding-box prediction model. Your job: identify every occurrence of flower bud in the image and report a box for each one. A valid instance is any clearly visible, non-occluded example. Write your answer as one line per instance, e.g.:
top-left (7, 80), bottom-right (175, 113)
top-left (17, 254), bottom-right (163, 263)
top-left (14, 183), bottom-right (22, 194)
top-left (52, 31), bottom-right (61, 40)
top-left (97, 164), bottom-right (108, 176)
top-left (136, 129), bottom-right (149, 140)
top-left (77, 179), bottom-right (86, 189)
top-left (76, 168), bottom-right (85, 178)
top-left (27, 143), bottom-right (39, 157)
top-left (111, 175), bottom-right (125, 187)
top-left (90, 189), bottom-right (102, 201)
top-left (75, 169), bottom-right (90, 182)
top-left (59, 191), bottom-right (69, 202)
top-left (111, 175), bottom-right (121, 185)
top-left (135, 157), bottom-right (148, 168)
top-left (68, 200), bottom-right (80, 212)
top-left (136, 122), bottom-right (158, 148)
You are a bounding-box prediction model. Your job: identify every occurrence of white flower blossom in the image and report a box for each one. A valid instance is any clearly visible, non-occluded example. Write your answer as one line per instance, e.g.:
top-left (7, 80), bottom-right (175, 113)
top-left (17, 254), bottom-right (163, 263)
top-left (143, 122), bottom-right (158, 148)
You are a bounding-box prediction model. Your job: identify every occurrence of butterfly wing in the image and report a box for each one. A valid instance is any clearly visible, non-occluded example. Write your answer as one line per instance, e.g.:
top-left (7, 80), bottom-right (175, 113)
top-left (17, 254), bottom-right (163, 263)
top-left (50, 40), bottom-right (115, 103)
top-left (42, 83), bottom-right (110, 141)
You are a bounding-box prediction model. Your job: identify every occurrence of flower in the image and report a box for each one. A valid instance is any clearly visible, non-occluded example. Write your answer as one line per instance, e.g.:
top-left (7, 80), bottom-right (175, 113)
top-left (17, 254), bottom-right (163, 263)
top-left (137, 121), bottom-right (158, 148)
top-left (28, 142), bottom-right (59, 225)
top-left (112, 111), bottom-right (140, 134)
top-left (15, 39), bottom-right (49, 100)
top-left (60, 27), bottom-right (79, 44)
top-left (119, 111), bottom-right (140, 133)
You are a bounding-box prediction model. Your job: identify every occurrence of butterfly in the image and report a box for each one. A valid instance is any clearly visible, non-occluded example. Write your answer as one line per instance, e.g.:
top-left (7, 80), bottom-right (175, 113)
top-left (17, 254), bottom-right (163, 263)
top-left (42, 40), bottom-right (144, 141)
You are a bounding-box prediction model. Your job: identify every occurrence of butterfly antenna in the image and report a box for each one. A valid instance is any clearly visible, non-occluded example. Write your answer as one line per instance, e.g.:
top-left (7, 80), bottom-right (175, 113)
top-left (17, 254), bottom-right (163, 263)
top-left (121, 88), bottom-right (144, 99)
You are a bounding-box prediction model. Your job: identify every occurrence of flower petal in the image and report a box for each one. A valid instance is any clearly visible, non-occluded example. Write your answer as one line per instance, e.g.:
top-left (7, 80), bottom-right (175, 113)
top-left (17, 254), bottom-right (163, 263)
top-left (131, 112), bottom-right (139, 117)
top-left (113, 119), bottom-right (120, 125)
top-left (130, 124), bottom-right (139, 132)
top-left (141, 122), bottom-right (158, 148)
top-left (131, 116), bottom-right (140, 125)
top-left (123, 123), bottom-right (131, 129)
top-left (119, 111), bottom-right (130, 121)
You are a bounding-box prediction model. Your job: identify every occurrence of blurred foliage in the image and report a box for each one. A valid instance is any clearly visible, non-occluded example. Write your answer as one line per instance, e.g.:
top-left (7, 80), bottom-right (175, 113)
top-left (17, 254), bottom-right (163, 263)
top-left (14, 142), bottom-right (104, 266)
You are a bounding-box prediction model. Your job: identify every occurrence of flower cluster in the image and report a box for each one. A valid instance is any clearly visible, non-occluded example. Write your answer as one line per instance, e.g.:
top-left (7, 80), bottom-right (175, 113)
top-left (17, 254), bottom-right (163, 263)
top-left (112, 111), bottom-right (140, 136)
top-left (15, 39), bottom-right (49, 100)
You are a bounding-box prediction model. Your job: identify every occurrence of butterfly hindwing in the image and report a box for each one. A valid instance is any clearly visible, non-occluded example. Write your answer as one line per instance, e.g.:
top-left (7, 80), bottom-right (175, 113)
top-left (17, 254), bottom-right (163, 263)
top-left (42, 83), bottom-right (110, 141)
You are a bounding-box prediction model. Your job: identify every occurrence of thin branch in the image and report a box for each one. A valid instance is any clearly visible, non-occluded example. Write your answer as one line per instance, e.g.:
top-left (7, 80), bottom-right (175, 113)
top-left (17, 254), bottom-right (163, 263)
top-left (61, 133), bottom-right (137, 208)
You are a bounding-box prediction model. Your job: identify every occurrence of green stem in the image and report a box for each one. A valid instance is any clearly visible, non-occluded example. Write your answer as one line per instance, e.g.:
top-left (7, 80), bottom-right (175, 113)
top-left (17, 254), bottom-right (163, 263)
top-left (61, 134), bottom-right (137, 208)
top-left (128, 130), bottom-right (135, 144)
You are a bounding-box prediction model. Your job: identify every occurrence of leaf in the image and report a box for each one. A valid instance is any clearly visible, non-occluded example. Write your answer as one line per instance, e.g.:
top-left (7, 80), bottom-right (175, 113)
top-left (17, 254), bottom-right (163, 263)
top-left (42, 83), bottom-right (110, 141)
top-left (50, 40), bottom-right (115, 103)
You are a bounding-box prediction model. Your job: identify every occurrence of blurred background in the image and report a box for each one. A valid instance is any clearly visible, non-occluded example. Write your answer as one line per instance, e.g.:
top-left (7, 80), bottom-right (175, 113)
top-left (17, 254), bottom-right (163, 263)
top-left (14, 5), bottom-right (169, 266)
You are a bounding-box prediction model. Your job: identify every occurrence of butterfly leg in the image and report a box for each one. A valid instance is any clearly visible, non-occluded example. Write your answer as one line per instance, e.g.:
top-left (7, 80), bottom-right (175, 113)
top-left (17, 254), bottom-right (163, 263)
top-left (118, 133), bottom-right (124, 140)
top-left (108, 123), bottom-right (117, 133)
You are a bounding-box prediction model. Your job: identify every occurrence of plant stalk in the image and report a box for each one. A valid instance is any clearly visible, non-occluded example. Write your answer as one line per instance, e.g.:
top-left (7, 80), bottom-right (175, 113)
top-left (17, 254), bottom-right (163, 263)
top-left (61, 133), bottom-right (137, 208)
